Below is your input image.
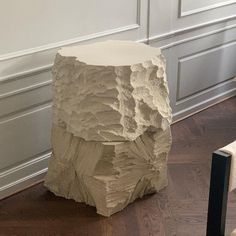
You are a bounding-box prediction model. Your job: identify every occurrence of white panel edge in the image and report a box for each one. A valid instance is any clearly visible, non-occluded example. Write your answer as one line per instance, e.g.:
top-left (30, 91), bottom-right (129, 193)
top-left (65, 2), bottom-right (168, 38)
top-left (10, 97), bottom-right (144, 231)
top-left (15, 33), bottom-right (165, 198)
top-left (176, 40), bottom-right (236, 101)
top-left (0, 152), bottom-right (51, 200)
top-left (0, 80), bottom-right (52, 100)
top-left (0, 104), bottom-right (52, 125)
top-left (0, 24), bottom-right (140, 61)
top-left (180, 0), bottom-right (236, 17)
top-left (176, 79), bottom-right (235, 105)
top-left (149, 15), bottom-right (236, 45)
top-left (173, 88), bottom-right (236, 122)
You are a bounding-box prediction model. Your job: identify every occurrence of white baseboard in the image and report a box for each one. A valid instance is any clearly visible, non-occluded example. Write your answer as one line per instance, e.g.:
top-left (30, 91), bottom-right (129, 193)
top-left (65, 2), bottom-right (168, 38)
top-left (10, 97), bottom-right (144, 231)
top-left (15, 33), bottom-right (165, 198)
top-left (0, 152), bottom-right (50, 200)
top-left (173, 88), bottom-right (236, 123)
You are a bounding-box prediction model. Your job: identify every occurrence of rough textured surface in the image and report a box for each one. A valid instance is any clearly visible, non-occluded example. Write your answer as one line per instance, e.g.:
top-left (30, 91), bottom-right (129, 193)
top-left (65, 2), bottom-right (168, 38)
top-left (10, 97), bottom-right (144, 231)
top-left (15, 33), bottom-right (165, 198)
top-left (52, 41), bottom-right (171, 142)
top-left (45, 40), bottom-right (172, 216)
top-left (45, 125), bottom-right (171, 216)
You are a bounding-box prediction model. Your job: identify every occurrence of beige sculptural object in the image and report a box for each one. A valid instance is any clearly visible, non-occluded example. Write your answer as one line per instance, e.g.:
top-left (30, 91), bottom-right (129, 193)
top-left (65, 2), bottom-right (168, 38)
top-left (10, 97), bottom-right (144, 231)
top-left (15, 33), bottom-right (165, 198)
top-left (44, 40), bottom-right (172, 217)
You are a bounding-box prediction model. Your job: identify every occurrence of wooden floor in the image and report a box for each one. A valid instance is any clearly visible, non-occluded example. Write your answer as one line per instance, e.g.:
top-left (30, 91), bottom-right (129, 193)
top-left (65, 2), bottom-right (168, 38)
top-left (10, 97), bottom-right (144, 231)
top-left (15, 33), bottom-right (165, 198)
top-left (0, 97), bottom-right (236, 236)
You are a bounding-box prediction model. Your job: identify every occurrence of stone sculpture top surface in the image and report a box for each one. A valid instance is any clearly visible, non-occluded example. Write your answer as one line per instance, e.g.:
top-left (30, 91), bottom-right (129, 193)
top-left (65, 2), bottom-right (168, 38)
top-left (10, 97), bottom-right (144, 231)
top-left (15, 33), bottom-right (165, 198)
top-left (59, 40), bottom-right (161, 66)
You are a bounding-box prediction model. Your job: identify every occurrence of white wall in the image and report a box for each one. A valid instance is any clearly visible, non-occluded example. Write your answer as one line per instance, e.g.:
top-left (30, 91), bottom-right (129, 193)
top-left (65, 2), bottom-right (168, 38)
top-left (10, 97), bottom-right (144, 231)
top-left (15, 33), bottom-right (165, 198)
top-left (0, 0), bottom-right (236, 198)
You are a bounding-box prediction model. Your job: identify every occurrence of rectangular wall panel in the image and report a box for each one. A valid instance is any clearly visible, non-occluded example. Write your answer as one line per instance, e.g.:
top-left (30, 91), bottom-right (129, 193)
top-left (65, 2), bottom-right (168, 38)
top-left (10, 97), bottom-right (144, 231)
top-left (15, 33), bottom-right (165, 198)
top-left (149, 0), bottom-right (236, 40)
top-left (0, 70), bottom-right (52, 118)
top-left (180, 0), bottom-right (236, 16)
top-left (0, 85), bottom-right (52, 118)
top-left (0, 106), bottom-right (52, 171)
top-left (0, 70), bottom-right (51, 95)
top-left (177, 41), bottom-right (236, 100)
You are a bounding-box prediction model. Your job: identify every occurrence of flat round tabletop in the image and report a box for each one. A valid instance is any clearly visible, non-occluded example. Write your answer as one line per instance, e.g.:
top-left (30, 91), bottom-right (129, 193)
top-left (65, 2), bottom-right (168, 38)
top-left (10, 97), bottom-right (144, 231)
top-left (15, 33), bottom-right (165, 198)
top-left (58, 40), bottom-right (161, 67)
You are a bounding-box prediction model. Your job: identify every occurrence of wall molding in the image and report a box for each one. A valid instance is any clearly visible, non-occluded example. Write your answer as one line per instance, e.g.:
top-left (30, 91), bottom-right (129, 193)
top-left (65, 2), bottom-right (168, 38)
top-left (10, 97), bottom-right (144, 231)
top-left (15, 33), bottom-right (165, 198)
top-left (176, 77), bottom-right (235, 105)
top-left (180, 0), bottom-right (236, 17)
top-left (149, 14), bottom-right (236, 45)
top-left (160, 23), bottom-right (236, 50)
top-left (0, 152), bottom-right (50, 179)
top-left (0, 152), bottom-right (50, 200)
top-left (0, 64), bottom-right (52, 83)
top-left (0, 24), bottom-right (140, 62)
top-left (176, 39), bottom-right (236, 101)
top-left (0, 80), bottom-right (52, 100)
top-left (173, 88), bottom-right (236, 122)
top-left (0, 103), bottom-right (52, 124)
top-left (136, 0), bottom-right (141, 25)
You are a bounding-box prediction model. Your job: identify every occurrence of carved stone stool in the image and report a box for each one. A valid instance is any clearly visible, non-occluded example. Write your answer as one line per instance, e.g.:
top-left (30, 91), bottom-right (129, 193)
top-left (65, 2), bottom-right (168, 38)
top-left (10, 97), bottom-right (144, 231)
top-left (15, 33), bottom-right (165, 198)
top-left (44, 40), bottom-right (172, 216)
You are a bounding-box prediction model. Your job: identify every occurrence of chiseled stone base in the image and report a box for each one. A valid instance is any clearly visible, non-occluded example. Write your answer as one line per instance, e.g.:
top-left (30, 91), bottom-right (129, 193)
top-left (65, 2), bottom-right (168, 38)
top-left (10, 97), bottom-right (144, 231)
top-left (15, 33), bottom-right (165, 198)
top-left (44, 124), bottom-right (171, 217)
top-left (45, 41), bottom-right (172, 216)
